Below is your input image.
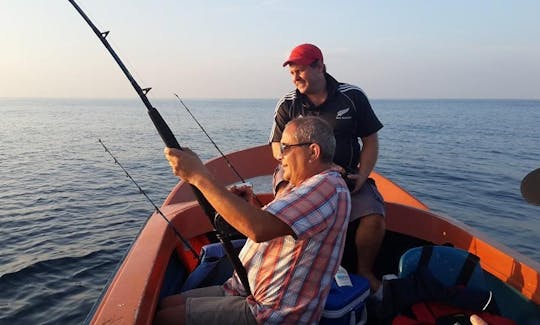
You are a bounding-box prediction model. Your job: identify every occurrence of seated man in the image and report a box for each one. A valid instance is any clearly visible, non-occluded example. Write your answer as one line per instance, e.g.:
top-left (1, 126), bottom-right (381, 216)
top-left (155, 116), bottom-right (351, 325)
top-left (270, 43), bottom-right (386, 294)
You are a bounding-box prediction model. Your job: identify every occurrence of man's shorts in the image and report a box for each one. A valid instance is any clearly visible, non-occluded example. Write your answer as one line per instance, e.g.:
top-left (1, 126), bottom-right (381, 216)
top-left (182, 285), bottom-right (257, 325)
top-left (349, 178), bottom-right (386, 221)
top-left (341, 179), bottom-right (385, 272)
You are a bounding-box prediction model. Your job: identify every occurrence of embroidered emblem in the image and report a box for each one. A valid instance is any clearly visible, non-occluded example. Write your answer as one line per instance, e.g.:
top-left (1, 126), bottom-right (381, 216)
top-left (336, 107), bottom-right (352, 120)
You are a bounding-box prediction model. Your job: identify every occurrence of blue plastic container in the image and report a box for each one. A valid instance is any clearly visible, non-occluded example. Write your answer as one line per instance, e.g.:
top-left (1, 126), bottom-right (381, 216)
top-left (320, 273), bottom-right (370, 325)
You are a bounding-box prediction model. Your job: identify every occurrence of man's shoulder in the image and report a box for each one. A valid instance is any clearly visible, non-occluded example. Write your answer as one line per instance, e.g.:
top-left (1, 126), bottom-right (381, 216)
top-left (277, 90), bottom-right (298, 106)
top-left (326, 73), bottom-right (367, 98)
top-left (304, 170), bottom-right (348, 194)
top-left (335, 83), bottom-right (372, 113)
top-left (274, 90), bottom-right (302, 119)
top-left (337, 82), bottom-right (368, 98)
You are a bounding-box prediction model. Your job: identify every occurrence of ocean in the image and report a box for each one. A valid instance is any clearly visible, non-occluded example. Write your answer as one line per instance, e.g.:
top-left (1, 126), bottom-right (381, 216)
top-left (0, 98), bottom-right (539, 324)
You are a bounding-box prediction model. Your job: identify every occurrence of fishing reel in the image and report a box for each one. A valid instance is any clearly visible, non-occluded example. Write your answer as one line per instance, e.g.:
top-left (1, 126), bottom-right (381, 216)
top-left (214, 213), bottom-right (244, 240)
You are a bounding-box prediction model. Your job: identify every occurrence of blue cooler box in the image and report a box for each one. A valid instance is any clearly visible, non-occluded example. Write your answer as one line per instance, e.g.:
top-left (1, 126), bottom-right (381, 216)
top-left (320, 273), bottom-right (370, 325)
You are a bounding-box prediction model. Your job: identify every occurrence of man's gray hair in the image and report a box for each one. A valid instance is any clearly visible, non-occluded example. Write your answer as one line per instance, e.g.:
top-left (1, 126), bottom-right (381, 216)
top-left (289, 116), bottom-right (335, 163)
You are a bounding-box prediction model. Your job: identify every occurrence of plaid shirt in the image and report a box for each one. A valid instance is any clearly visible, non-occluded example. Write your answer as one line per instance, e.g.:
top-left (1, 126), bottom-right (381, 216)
top-left (224, 169), bottom-right (351, 324)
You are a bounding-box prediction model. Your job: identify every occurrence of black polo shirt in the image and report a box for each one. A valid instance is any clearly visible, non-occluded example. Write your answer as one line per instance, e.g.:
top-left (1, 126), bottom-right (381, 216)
top-left (269, 73), bottom-right (383, 173)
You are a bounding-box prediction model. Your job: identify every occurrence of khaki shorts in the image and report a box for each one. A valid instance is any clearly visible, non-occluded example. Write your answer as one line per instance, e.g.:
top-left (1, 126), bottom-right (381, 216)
top-left (349, 178), bottom-right (386, 222)
top-left (341, 179), bottom-right (385, 272)
top-left (183, 285), bottom-right (257, 325)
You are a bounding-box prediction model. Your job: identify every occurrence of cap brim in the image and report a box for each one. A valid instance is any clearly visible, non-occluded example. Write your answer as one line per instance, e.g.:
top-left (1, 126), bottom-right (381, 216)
top-left (282, 58), bottom-right (314, 67)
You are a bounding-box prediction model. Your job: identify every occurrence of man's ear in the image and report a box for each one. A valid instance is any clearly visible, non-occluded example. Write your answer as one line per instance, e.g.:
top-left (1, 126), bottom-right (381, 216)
top-left (309, 143), bottom-right (321, 161)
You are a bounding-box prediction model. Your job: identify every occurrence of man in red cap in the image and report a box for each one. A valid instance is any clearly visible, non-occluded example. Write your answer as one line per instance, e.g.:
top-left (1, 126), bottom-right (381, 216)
top-left (269, 43), bottom-right (386, 296)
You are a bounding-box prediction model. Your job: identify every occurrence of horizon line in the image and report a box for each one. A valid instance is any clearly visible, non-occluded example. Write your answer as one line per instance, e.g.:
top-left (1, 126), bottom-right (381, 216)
top-left (1, 96), bottom-right (539, 101)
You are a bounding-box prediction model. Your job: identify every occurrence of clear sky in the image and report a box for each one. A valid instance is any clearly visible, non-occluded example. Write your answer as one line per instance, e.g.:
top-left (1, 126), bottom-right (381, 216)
top-left (1, 1), bottom-right (539, 99)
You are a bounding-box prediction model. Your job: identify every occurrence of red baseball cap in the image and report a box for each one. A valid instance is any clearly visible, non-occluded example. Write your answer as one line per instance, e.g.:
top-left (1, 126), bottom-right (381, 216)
top-left (282, 43), bottom-right (323, 67)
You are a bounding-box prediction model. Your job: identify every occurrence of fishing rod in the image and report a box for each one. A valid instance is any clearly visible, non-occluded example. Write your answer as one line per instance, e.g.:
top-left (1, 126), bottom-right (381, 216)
top-left (98, 139), bottom-right (200, 261)
top-left (174, 94), bottom-right (263, 207)
top-left (69, 0), bottom-right (252, 295)
top-left (68, 0), bottom-right (215, 215)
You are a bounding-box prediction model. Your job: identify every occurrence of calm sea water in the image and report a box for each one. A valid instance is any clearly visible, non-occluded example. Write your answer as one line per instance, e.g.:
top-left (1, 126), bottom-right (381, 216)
top-left (0, 98), bottom-right (539, 324)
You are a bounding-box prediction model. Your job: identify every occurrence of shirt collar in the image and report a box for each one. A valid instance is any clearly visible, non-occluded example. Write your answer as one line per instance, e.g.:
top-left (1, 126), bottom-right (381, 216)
top-left (295, 72), bottom-right (339, 107)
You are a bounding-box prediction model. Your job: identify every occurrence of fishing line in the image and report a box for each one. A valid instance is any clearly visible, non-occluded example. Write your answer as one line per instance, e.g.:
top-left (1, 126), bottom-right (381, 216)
top-left (70, 0), bottom-right (251, 295)
top-left (69, 0), bottom-right (217, 220)
top-left (98, 139), bottom-right (200, 262)
top-left (174, 94), bottom-right (264, 207)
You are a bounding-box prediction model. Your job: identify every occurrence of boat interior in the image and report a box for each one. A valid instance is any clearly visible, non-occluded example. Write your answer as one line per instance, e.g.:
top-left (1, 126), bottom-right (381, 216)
top-left (88, 145), bottom-right (540, 324)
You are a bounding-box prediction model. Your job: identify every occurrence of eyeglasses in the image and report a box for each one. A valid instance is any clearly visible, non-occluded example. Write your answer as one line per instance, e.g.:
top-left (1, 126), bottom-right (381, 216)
top-left (280, 142), bottom-right (312, 154)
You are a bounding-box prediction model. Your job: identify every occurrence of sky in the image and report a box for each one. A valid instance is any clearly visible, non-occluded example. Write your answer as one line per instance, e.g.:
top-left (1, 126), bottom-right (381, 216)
top-left (1, 1), bottom-right (539, 99)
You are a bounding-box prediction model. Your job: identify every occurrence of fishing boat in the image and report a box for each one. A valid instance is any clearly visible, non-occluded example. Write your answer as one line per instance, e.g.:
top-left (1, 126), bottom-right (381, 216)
top-left (85, 144), bottom-right (540, 324)
top-left (66, 2), bottom-right (540, 323)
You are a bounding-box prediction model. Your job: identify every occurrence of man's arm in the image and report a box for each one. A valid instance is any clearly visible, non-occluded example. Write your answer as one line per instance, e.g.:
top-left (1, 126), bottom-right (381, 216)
top-left (165, 147), bottom-right (294, 242)
top-left (269, 99), bottom-right (292, 160)
top-left (349, 133), bottom-right (379, 193)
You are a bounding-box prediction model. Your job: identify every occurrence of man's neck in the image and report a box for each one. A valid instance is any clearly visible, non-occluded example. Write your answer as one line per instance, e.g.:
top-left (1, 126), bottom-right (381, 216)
top-left (305, 76), bottom-right (328, 107)
top-left (293, 163), bottom-right (332, 187)
top-left (306, 92), bottom-right (327, 107)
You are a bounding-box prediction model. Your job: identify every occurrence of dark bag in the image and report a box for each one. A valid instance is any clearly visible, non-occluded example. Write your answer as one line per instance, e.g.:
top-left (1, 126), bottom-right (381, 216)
top-left (376, 246), bottom-right (507, 324)
top-left (392, 301), bottom-right (516, 325)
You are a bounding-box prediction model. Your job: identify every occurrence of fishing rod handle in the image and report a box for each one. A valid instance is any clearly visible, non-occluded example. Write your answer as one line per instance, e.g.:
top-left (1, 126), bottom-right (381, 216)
top-left (148, 107), bottom-right (217, 217)
top-left (147, 107), bottom-right (182, 149)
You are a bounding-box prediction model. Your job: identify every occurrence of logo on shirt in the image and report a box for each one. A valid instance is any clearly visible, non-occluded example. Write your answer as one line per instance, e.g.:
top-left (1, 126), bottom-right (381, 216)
top-left (336, 107), bottom-right (352, 120)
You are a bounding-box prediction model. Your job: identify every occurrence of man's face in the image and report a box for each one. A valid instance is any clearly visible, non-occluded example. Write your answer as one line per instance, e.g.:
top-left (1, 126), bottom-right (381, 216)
top-left (279, 124), bottom-right (311, 186)
top-left (288, 63), bottom-right (321, 95)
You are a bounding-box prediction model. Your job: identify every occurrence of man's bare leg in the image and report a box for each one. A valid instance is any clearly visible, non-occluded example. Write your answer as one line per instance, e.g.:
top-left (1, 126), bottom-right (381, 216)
top-left (355, 214), bottom-right (385, 292)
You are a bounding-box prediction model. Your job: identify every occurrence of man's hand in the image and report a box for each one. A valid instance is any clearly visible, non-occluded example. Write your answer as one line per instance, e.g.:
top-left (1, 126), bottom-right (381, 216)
top-left (347, 173), bottom-right (368, 193)
top-left (229, 183), bottom-right (259, 207)
top-left (164, 147), bottom-right (211, 185)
